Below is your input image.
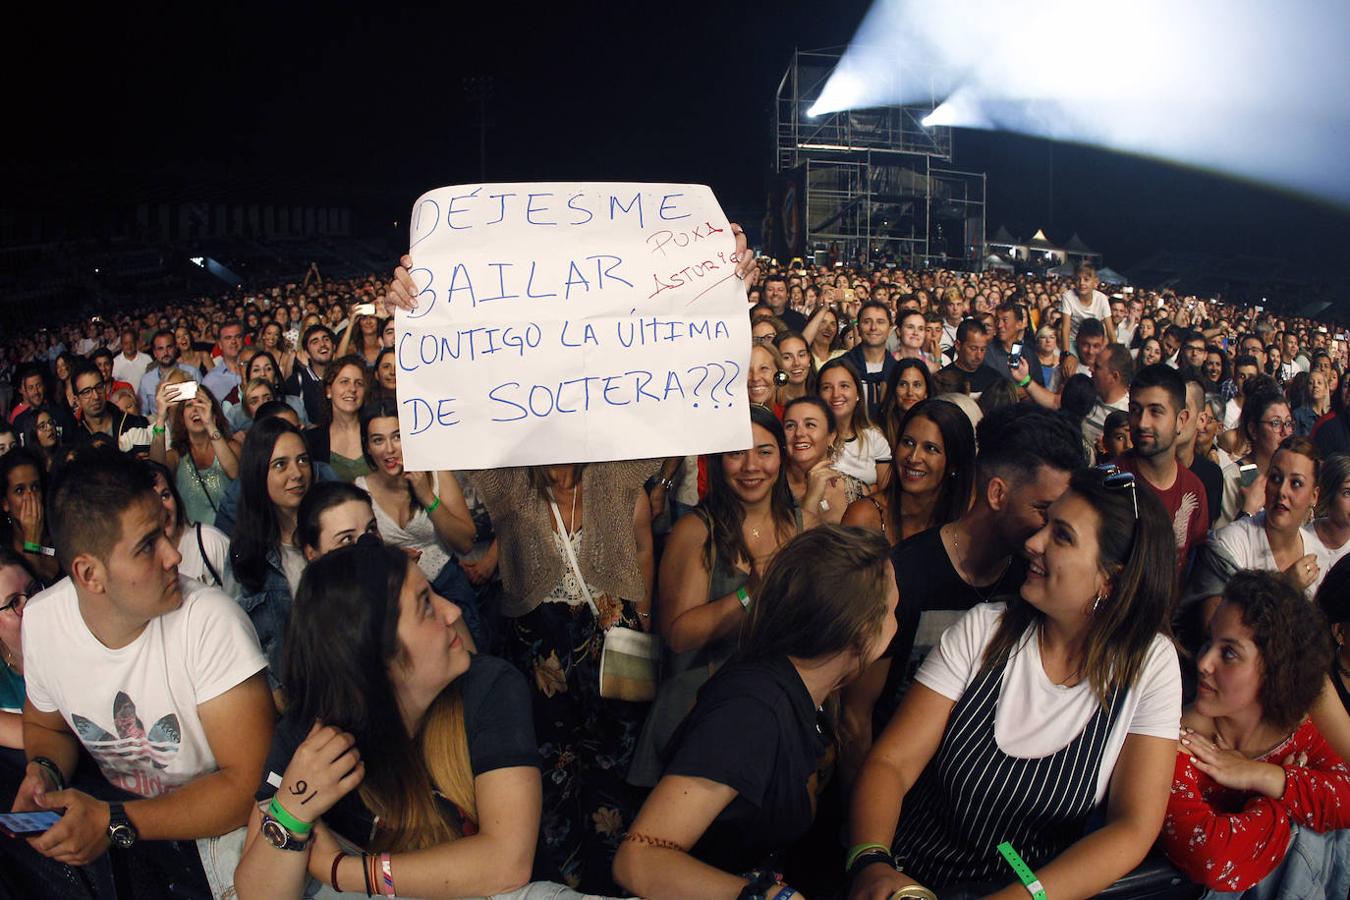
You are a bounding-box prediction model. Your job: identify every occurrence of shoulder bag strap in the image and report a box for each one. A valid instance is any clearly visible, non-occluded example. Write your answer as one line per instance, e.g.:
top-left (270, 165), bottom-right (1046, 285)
top-left (196, 522), bottom-right (223, 587)
top-left (547, 494), bottom-right (599, 616)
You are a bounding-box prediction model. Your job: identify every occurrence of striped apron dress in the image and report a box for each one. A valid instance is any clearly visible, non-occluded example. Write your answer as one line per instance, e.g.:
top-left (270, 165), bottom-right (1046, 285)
top-left (892, 655), bottom-right (1126, 887)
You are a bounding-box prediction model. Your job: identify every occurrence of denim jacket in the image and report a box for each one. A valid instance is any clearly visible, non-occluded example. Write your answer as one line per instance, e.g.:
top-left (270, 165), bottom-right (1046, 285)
top-left (234, 548), bottom-right (292, 690)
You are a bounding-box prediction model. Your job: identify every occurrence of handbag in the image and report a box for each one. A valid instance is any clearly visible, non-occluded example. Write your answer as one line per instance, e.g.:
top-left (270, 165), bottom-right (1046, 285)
top-left (547, 495), bottom-right (660, 702)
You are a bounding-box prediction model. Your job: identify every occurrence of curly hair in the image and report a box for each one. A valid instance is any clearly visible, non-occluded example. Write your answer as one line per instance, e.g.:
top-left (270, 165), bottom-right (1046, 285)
top-left (1222, 570), bottom-right (1332, 731)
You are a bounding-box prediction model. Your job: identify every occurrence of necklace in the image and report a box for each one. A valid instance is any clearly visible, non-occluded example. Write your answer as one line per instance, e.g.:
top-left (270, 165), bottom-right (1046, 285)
top-left (947, 523), bottom-right (1012, 601)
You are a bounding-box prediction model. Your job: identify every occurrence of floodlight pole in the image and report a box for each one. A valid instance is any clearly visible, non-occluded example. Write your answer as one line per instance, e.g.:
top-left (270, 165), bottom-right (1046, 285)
top-left (463, 76), bottom-right (493, 183)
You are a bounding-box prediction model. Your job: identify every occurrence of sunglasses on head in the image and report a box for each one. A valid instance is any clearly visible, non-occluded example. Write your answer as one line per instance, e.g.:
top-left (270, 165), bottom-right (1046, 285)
top-left (1094, 463), bottom-right (1139, 521)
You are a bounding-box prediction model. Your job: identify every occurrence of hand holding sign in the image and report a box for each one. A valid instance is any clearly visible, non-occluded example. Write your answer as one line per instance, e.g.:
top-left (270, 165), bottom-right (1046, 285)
top-left (393, 183), bottom-right (754, 471)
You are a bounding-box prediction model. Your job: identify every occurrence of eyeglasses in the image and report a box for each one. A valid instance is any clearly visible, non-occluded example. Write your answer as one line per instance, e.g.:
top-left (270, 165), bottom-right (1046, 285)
top-left (1261, 418), bottom-right (1295, 433)
top-left (1095, 463), bottom-right (1139, 520)
top-left (75, 381), bottom-right (107, 398)
top-left (1, 582), bottom-right (41, 616)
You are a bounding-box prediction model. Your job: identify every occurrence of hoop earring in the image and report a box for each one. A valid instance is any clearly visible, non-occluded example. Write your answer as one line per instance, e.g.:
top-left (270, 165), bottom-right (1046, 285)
top-left (1092, 593), bottom-right (1105, 614)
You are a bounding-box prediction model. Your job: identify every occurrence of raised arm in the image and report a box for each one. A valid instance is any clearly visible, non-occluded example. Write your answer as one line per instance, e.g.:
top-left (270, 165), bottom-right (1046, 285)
top-left (1011, 357), bottom-right (1061, 409)
top-left (657, 513), bottom-right (746, 655)
top-left (413, 471), bottom-right (475, 555)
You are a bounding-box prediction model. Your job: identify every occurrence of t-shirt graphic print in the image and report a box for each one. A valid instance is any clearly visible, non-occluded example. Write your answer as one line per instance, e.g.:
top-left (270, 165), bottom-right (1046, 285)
top-left (73, 691), bottom-right (183, 795)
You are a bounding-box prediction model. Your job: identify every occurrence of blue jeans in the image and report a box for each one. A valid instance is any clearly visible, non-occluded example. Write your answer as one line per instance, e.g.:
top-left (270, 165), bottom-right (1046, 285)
top-left (1201, 823), bottom-right (1350, 900)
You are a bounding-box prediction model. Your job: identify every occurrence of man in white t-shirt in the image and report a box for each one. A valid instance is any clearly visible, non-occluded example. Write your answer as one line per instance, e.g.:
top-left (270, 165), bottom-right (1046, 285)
top-left (1058, 263), bottom-right (1114, 357)
top-left (111, 329), bottom-right (149, 387)
top-left (12, 454), bottom-right (272, 869)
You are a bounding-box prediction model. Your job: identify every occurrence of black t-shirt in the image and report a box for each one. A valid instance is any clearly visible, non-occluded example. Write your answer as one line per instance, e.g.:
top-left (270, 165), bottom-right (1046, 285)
top-left (877, 525), bottom-right (1027, 728)
top-left (663, 655), bottom-right (828, 875)
top-left (1189, 455), bottom-right (1223, 528)
top-left (939, 361), bottom-right (1002, 395)
top-left (255, 655), bottom-right (538, 845)
top-left (1314, 414), bottom-right (1350, 458)
top-left (74, 410), bottom-right (151, 447)
top-left (779, 308), bottom-right (808, 333)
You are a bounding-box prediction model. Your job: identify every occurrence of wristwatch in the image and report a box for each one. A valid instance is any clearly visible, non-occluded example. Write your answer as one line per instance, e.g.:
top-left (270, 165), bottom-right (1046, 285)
top-left (260, 810), bottom-right (312, 852)
top-left (107, 803), bottom-right (138, 849)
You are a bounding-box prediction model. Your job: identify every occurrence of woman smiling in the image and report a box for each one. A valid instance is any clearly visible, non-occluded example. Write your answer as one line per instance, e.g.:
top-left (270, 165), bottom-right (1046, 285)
top-left (746, 343), bottom-right (786, 417)
top-left (629, 406), bottom-right (803, 787)
top-left (817, 357), bottom-right (889, 487)
top-left (843, 399), bottom-right (974, 547)
top-left (774, 330), bottom-right (816, 402)
top-left (783, 396), bottom-right (867, 524)
top-left (850, 466), bottom-right (1181, 899)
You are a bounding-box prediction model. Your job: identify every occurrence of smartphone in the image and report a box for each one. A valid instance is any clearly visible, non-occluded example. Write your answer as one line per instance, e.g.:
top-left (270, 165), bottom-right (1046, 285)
top-left (172, 381), bottom-right (199, 402)
top-left (844, 289), bottom-right (856, 302)
top-left (1319, 326), bottom-right (1328, 334)
top-left (1009, 342), bottom-right (1023, 369)
top-left (1239, 463), bottom-right (1260, 487)
top-left (352, 303), bottom-right (377, 316)
top-left (0, 811), bottom-right (61, 838)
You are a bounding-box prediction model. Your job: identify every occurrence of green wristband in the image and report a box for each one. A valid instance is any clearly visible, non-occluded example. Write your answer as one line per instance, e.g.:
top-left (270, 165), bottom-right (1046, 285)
top-left (736, 586), bottom-right (751, 611)
top-left (1016, 374), bottom-right (1032, 388)
top-left (268, 796), bottom-right (312, 836)
top-left (997, 841), bottom-right (1046, 900)
top-left (425, 495), bottom-right (441, 514)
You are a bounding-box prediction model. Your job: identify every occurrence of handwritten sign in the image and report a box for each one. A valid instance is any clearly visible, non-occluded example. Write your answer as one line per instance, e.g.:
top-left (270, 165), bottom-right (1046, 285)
top-left (396, 182), bottom-right (753, 470)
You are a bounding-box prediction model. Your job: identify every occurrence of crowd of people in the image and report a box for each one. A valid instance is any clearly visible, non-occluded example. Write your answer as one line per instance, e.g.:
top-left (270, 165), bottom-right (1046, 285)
top-left (2, 242), bottom-right (1350, 900)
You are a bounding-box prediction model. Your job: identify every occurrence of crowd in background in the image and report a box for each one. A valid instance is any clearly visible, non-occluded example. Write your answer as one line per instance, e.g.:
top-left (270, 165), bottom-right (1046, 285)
top-left (1, 248), bottom-right (1350, 900)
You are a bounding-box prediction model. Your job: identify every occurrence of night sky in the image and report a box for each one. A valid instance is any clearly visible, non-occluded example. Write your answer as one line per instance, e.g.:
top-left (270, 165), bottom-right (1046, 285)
top-left (6, 1), bottom-right (1348, 275)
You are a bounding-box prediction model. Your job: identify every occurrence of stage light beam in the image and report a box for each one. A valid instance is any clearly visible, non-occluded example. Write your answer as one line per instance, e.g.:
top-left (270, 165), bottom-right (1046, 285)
top-left (814, 0), bottom-right (1350, 205)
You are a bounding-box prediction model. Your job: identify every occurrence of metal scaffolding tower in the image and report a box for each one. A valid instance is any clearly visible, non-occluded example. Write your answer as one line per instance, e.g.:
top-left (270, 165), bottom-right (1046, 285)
top-left (774, 48), bottom-right (987, 268)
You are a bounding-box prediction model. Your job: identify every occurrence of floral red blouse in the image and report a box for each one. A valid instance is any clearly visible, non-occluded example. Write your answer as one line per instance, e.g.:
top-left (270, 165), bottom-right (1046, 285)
top-left (1160, 719), bottom-right (1350, 891)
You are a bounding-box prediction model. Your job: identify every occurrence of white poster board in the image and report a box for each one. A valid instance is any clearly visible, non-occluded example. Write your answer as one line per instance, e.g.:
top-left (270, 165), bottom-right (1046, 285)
top-left (396, 182), bottom-right (753, 470)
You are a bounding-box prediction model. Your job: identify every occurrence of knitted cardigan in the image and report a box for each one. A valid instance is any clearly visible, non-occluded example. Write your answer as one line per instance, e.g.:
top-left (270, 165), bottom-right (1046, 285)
top-left (469, 460), bottom-right (658, 618)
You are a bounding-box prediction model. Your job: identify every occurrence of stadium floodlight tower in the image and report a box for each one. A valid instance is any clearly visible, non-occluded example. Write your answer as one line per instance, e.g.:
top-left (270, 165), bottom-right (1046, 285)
top-left (774, 47), bottom-right (986, 269)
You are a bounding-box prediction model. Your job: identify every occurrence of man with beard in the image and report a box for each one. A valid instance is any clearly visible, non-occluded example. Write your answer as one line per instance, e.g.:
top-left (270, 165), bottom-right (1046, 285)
top-left (840, 404), bottom-right (1085, 761)
top-left (1114, 363), bottom-right (1209, 579)
top-left (843, 300), bottom-right (897, 419)
top-left (284, 323), bottom-right (336, 424)
top-left (137, 330), bottom-right (201, 417)
top-left (72, 363), bottom-right (149, 451)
